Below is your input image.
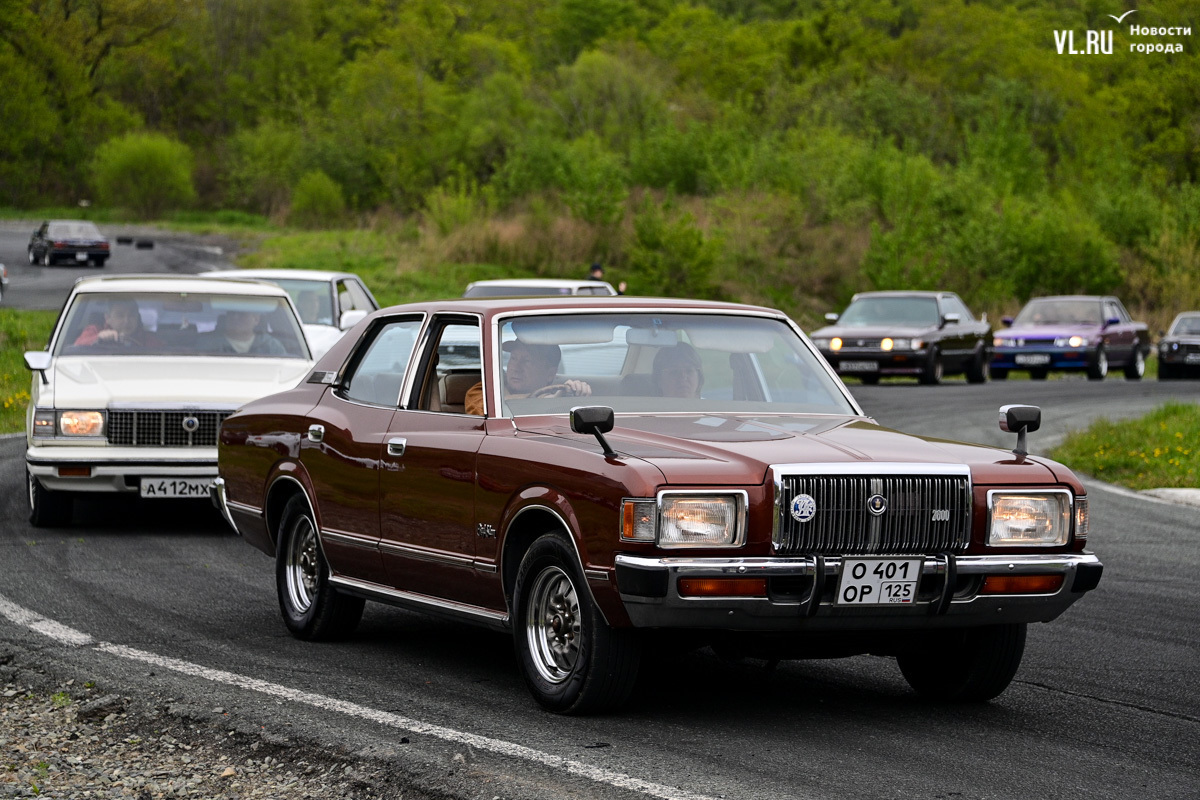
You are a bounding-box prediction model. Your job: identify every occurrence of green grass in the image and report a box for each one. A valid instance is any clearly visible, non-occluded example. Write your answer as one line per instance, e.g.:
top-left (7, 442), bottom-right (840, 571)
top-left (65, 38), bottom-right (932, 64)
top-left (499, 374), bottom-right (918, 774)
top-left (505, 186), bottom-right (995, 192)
top-left (0, 309), bottom-right (56, 434)
top-left (1051, 402), bottom-right (1200, 490)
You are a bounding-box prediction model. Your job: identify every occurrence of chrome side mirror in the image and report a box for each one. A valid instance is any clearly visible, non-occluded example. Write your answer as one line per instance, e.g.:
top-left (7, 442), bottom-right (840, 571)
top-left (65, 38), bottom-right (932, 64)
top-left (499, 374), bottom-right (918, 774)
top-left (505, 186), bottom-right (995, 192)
top-left (998, 404), bottom-right (1041, 459)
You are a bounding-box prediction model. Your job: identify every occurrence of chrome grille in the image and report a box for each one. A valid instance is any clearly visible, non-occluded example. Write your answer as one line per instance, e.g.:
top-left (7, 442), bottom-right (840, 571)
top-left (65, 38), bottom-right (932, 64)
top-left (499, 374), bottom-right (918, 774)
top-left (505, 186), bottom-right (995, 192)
top-left (774, 472), bottom-right (971, 555)
top-left (107, 410), bottom-right (232, 447)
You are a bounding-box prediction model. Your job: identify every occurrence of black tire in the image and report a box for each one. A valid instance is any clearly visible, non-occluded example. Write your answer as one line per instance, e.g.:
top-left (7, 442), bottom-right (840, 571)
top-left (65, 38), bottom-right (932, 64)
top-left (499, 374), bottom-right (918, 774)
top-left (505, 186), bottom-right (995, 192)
top-left (859, 374), bottom-right (880, 385)
top-left (27, 248), bottom-right (35, 265)
top-left (28, 470), bottom-right (72, 528)
top-left (275, 494), bottom-right (364, 640)
top-left (898, 623), bottom-right (1026, 702)
top-left (512, 533), bottom-right (641, 714)
top-left (41, 249), bottom-right (52, 267)
top-left (918, 349), bottom-right (943, 385)
top-left (1158, 364), bottom-right (1176, 381)
top-left (965, 347), bottom-right (989, 384)
top-left (94, 257), bottom-right (107, 269)
top-left (1087, 346), bottom-right (1108, 380)
top-left (991, 368), bottom-right (1008, 381)
top-left (1123, 345), bottom-right (1145, 380)
top-left (1030, 368), bottom-right (1048, 380)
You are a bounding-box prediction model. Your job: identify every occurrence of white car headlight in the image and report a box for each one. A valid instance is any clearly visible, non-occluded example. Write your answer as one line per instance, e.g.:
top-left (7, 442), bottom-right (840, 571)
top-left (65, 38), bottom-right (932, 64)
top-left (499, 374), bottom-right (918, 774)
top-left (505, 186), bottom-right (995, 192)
top-left (994, 337), bottom-right (1015, 347)
top-left (657, 492), bottom-right (745, 548)
top-left (1053, 336), bottom-right (1086, 347)
top-left (59, 410), bottom-right (105, 437)
top-left (988, 491), bottom-right (1071, 546)
top-left (811, 338), bottom-right (830, 349)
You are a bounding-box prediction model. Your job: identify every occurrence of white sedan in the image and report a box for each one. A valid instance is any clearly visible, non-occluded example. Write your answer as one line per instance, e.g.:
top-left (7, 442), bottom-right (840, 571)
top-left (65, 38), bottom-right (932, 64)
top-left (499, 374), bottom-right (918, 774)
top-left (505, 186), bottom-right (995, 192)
top-left (24, 275), bottom-right (314, 527)
top-left (204, 268), bottom-right (379, 357)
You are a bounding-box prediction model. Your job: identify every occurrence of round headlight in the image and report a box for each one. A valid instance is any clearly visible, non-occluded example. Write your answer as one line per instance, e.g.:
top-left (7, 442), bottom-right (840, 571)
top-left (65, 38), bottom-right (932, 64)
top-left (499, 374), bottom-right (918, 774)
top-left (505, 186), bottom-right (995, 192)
top-left (830, 337), bottom-right (843, 351)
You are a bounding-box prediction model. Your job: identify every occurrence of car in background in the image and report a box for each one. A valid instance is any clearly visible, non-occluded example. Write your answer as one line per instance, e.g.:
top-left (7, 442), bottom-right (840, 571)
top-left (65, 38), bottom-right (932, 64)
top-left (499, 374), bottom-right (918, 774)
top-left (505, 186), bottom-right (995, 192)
top-left (28, 220), bottom-right (111, 267)
top-left (1157, 312), bottom-right (1200, 380)
top-left (213, 295), bottom-right (1100, 714)
top-left (808, 291), bottom-right (992, 385)
top-left (991, 295), bottom-right (1149, 381)
top-left (463, 278), bottom-right (618, 297)
top-left (205, 268), bottom-right (379, 358)
top-left (24, 275), bottom-right (313, 527)
top-left (0, 263), bottom-right (8, 302)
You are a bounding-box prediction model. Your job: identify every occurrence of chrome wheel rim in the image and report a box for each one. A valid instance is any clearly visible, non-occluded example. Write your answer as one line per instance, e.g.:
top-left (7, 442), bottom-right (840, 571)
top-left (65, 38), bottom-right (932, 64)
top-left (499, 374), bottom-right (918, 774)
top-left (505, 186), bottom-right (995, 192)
top-left (1134, 350), bottom-right (1144, 376)
top-left (525, 566), bottom-right (581, 684)
top-left (284, 515), bottom-right (321, 614)
top-left (27, 473), bottom-right (36, 513)
top-left (1097, 350), bottom-right (1108, 376)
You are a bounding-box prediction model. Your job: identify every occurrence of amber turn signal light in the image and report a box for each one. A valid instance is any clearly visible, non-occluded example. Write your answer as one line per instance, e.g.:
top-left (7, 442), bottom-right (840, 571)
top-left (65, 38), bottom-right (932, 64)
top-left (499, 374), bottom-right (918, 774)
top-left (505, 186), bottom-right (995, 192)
top-left (57, 466), bottom-right (91, 477)
top-left (677, 577), bottom-right (767, 597)
top-left (980, 574), bottom-right (1063, 595)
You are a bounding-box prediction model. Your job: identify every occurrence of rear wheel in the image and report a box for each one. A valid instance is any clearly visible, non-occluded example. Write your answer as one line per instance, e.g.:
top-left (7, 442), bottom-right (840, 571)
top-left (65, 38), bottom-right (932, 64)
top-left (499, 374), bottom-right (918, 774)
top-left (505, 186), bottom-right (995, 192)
top-left (28, 470), bottom-right (72, 528)
top-left (1123, 345), bottom-right (1145, 380)
top-left (41, 249), bottom-right (52, 267)
top-left (898, 623), bottom-right (1026, 702)
top-left (1087, 347), bottom-right (1108, 380)
top-left (275, 494), bottom-right (364, 640)
top-left (965, 347), bottom-right (989, 384)
top-left (513, 534), bottom-right (641, 714)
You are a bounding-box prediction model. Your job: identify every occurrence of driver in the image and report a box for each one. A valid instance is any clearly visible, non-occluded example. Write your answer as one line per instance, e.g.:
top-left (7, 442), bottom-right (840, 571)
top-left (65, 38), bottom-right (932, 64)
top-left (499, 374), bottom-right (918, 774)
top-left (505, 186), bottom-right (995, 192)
top-left (74, 299), bottom-right (161, 347)
top-left (464, 340), bottom-right (590, 416)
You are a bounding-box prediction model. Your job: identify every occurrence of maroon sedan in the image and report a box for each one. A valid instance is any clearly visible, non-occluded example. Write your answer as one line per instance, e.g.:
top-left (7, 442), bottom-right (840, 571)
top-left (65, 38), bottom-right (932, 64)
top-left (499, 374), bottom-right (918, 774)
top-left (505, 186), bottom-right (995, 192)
top-left (213, 297), bottom-right (1102, 713)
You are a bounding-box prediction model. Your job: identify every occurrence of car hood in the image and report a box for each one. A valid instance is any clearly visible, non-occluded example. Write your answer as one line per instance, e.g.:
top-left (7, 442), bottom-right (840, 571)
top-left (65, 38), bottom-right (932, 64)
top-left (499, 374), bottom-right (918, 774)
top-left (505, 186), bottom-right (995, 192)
top-left (808, 324), bottom-right (934, 340)
top-left (1164, 334), bottom-right (1200, 345)
top-left (48, 356), bottom-right (312, 408)
top-left (1001, 324), bottom-right (1100, 340)
top-left (519, 414), bottom-right (1062, 486)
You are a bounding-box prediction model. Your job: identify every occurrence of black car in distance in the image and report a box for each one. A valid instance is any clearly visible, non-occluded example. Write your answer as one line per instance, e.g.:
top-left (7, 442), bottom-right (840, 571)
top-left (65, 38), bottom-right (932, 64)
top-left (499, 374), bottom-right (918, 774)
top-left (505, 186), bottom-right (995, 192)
top-left (1158, 312), bottom-right (1200, 380)
top-left (28, 220), bottom-right (110, 267)
top-left (808, 291), bottom-right (993, 385)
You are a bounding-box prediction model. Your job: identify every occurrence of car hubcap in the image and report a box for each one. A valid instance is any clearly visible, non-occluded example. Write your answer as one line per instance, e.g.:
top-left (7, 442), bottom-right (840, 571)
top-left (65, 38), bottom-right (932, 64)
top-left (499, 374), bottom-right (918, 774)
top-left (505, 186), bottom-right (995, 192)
top-left (285, 516), bottom-right (320, 614)
top-left (526, 566), bottom-right (580, 684)
top-left (1135, 351), bottom-right (1144, 376)
top-left (27, 473), bottom-right (36, 512)
top-left (1098, 352), bottom-right (1107, 376)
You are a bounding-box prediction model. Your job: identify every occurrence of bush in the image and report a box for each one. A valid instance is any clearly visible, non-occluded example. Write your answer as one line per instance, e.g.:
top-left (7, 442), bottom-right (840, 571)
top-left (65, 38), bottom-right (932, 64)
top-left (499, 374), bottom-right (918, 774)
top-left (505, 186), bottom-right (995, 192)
top-left (289, 171), bottom-right (346, 229)
top-left (627, 197), bottom-right (721, 298)
top-left (91, 133), bottom-right (196, 219)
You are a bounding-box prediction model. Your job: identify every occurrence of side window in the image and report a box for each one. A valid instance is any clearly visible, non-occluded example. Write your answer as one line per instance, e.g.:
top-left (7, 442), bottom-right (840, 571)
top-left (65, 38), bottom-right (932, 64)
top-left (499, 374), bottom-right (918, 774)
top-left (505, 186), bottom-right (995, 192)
top-left (1104, 301), bottom-right (1122, 323)
top-left (341, 318), bottom-right (422, 406)
top-left (337, 279), bottom-right (374, 313)
top-left (943, 296), bottom-right (974, 322)
top-left (415, 321), bottom-right (481, 414)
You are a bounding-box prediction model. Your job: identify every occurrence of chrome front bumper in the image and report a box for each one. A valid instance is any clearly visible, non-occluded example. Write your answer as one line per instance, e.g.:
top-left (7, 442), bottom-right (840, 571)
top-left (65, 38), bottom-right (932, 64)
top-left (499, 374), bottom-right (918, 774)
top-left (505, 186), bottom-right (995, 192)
top-left (614, 552), bottom-right (1102, 631)
top-left (209, 477), bottom-right (241, 535)
top-left (26, 444), bottom-right (217, 493)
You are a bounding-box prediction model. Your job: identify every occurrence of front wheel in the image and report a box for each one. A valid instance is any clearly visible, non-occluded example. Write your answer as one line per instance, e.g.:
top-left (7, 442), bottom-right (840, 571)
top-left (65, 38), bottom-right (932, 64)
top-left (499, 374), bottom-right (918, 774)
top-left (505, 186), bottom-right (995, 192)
top-left (1124, 345), bottom-right (1145, 380)
top-left (1087, 346), bottom-right (1108, 380)
top-left (965, 347), bottom-right (989, 384)
top-left (513, 534), bottom-right (641, 714)
top-left (27, 248), bottom-right (35, 265)
top-left (898, 623), bottom-right (1026, 702)
top-left (28, 470), bottom-right (72, 527)
top-left (918, 350), bottom-right (943, 385)
top-left (275, 494), bottom-right (364, 640)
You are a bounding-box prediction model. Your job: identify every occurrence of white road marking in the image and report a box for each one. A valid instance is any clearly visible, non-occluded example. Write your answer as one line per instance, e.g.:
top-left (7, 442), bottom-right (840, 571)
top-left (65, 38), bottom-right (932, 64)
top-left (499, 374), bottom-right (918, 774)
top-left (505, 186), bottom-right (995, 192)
top-left (0, 593), bottom-right (719, 800)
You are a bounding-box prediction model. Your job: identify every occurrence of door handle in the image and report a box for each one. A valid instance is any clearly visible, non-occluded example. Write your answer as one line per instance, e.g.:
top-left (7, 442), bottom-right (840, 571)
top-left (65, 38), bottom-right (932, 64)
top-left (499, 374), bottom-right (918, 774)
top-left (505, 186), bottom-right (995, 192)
top-left (387, 437), bottom-right (406, 457)
top-left (307, 424), bottom-right (324, 443)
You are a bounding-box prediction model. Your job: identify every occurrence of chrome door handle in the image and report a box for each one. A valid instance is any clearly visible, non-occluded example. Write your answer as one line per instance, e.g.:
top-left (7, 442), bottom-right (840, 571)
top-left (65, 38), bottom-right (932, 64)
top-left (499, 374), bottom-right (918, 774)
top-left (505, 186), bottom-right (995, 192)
top-left (307, 424), bottom-right (324, 443)
top-left (386, 437), bottom-right (406, 457)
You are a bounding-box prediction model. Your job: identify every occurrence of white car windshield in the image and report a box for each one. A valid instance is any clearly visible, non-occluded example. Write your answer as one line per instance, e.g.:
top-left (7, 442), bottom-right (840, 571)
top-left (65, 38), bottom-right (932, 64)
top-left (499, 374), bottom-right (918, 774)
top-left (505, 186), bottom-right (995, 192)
top-left (1169, 315), bottom-right (1200, 336)
top-left (54, 292), bottom-right (309, 358)
top-left (497, 312), bottom-right (854, 417)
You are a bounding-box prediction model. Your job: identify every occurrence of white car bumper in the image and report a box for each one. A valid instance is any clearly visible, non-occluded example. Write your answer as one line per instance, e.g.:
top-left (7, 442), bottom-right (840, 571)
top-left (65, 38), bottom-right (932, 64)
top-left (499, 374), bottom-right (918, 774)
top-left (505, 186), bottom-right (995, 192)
top-left (26, 444), bottom-right (218, 494)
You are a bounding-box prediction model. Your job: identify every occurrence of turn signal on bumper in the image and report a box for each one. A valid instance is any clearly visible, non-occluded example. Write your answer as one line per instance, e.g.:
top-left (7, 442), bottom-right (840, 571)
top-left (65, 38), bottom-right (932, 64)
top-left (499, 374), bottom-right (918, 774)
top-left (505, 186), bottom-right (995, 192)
top-left (980, 575), bottom-right (1064, 595)
top-left (677, 577), bottom-right (767, 597)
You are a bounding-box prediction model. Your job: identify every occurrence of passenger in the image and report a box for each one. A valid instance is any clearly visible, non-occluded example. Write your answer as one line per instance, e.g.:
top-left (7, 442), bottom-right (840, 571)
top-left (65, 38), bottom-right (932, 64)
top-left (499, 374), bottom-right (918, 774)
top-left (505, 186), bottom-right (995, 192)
top-left (295, 290), bottom-right (323, 324)
top-left (465, 340), bottom-right (591, 416)
top-left (74, 299), bottom-right (161, 347)
top-left (653, 342), bottom-right (704, 399)
top-left (197, 309), bottom-right (287, 355)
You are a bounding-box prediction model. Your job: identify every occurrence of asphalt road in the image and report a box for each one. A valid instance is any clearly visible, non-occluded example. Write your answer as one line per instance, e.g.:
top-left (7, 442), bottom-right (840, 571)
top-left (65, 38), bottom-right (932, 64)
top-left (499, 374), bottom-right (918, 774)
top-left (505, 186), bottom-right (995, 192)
top-left (0, 225), bottom-right (1197, 798)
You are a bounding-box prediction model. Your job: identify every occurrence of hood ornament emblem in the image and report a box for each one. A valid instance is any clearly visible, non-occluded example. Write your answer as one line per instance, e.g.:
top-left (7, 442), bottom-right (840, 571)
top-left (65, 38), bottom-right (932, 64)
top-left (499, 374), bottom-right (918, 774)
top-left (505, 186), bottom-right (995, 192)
top-left (790, 494), bottom-right (816, 523)
top-left (181, 415), bottom-right (200, 433)
top-left (867, 494), bottom-right (888, 516)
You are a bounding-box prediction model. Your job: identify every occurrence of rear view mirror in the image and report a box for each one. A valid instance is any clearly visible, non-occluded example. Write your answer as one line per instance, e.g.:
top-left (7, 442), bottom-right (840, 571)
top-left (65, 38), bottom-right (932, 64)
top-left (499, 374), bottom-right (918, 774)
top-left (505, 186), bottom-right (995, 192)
top-left (1104, 317), bottom-right (1120, 328)
top-left (1001, 316), bottom-right (1014, 327)
top-left (998, 404), bottom-right (1041, 459)
top-left (570, 405), bottom-right (617, 458)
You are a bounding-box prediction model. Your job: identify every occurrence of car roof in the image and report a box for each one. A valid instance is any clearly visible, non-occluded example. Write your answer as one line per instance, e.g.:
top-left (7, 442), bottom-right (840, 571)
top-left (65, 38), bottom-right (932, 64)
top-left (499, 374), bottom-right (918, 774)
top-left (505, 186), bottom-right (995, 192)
top-left (376, 295), bottom-right (781, 318)
top-left (1024, 295), bottom-right (1111, 302)
top-left (69, 274), bottom-right (291, 297)
top-left (849, 290), bottom-right (954, 300)
top-left (467, 279), bottom-right (608, 288)
top-left (204, 268), bottom-right (362, 282)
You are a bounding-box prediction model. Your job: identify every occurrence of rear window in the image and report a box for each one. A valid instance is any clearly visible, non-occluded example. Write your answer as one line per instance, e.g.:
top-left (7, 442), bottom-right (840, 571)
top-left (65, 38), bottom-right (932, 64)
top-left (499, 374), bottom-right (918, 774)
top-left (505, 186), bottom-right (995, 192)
top-left (48, 222), bottom-right (103, 239)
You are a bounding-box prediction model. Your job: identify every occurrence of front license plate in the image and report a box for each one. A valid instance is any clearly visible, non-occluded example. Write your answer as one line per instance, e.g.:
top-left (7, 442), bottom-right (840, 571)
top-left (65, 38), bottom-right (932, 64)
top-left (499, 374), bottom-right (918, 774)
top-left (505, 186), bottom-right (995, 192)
top-left (140, 477), bottom-right (211, 499)
top-left (75, 252), bottom-right (88, 262)
top-left (840, 361), bottom-right (879, 372)
top-left (836, 558), bottom-right (921, 605)
top-left (1185, 353), bottom-right (1200, 364)
top-left (1015, 353), bottom-right (1051, 366)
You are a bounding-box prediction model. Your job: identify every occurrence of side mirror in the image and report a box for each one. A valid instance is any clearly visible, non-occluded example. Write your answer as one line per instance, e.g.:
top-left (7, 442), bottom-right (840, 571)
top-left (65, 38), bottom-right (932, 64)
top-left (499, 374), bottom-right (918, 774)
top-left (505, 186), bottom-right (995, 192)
top-left (1158, 330), bottom-right (1166, 338)
top-left (1001, 316), bottom-right (1014, 328)
top-left (941, 313), bottom-right (961, 327)
top-left (24, 351), bottom-right (51, 385)
top-left (998, 404), bottom-right (1041, 459)
top-left (824, 312), bottom-right (839, 323)
top-left (339, 309), bottom-right (368, 330)
top-left (570, 405), bottom-right (617, 458)
top-left (1103, 317), bottom-right (1120, 328)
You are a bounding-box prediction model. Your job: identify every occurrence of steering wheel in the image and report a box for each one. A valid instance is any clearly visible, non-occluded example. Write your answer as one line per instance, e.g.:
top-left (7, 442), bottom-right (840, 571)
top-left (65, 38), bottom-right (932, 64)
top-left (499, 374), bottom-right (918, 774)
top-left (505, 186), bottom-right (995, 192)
top-left (531, 383), bottom-right (575, 399)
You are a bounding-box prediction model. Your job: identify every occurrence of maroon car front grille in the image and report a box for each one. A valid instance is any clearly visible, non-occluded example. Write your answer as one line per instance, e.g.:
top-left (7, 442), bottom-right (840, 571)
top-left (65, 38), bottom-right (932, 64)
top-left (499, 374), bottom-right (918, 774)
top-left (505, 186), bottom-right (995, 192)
top-left (774, 474), bottom-right (971, 555)
top-left (107, 410), bottom-right (232, 447)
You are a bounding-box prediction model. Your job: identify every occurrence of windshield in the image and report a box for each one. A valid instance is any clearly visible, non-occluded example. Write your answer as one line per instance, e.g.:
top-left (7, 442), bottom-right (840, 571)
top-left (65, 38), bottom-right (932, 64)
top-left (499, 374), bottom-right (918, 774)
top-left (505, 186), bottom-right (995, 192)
top-left (837, 297), bottom-right (939, 327)
top-left (54, 291), bottom-right (310, 359)
top-left (496, 312), bottom-right (855, 417)
top-left (1169, 315), bottom-right (1200, 336)
top-left (265, 279), bottom-right (335, 325)
top-left (1014, 299), bottom-right (1103, 327)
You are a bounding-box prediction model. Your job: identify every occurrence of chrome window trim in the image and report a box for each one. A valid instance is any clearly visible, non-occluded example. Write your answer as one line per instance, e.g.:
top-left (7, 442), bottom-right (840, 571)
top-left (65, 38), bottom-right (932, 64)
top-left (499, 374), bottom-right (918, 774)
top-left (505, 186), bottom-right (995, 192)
top-left (985, 488), bottom-right (1073, 548)
top-left (405, 311), bottom-right (483, 412)
top-left (656, 488), bottom-right (749, 548)
top-left (333, 312), bottom-right (429, 409)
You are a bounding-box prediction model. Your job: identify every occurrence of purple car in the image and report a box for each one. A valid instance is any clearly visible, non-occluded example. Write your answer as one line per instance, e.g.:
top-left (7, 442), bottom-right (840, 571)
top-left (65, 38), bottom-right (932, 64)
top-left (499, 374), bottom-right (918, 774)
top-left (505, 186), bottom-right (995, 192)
top-left (991, 295), bottom-right (1149, 381)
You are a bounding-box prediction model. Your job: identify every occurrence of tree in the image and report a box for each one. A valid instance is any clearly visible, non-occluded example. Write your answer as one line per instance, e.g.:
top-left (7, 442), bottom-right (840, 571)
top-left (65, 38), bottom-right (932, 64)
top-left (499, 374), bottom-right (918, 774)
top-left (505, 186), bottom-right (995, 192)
top-left (91, 132), bottom-right (196, 218)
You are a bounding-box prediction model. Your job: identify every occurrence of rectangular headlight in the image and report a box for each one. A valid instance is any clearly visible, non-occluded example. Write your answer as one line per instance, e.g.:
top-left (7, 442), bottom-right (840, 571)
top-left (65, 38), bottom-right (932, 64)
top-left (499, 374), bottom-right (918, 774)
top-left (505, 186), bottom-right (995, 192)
top-left (59, 410), bottom-right (105, 437)
top-left (658, 492), bottom-right (745, 548)
top-left (988, 491), bottom-right (1070, 547)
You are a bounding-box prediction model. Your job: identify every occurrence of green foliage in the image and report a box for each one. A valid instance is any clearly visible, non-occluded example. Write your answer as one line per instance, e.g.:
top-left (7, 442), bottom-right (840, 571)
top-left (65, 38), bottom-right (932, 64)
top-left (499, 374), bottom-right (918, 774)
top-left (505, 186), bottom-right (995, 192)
top-left (424, 170), bottom-right (495, 235)
top-left (91, 133), bottom-right (196, 219)
top-left (556, 134), bottom-right (628, 226)
top-left (225, 121), bottom-right (307, 217)
top-left (0, 309), bottom-right (57, 435)
top-left (628, 197), bottom-right (722, 298)
top-left (289, 170), bottom-right (346, 229)
top-left (1051, 403), bottom-right (1200, 490)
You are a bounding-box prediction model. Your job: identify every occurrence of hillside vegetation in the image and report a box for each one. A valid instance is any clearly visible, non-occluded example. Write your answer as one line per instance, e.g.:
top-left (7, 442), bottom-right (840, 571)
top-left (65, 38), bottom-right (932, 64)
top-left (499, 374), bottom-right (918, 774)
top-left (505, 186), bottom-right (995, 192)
top-left (2, 0), bottom-right (1199, 326)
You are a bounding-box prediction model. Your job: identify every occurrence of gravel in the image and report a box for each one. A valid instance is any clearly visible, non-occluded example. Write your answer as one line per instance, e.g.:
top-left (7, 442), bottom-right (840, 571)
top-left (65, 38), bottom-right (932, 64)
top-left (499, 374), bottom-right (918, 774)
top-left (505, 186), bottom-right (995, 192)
top-left (0, 648), bottom-right (430, 799)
